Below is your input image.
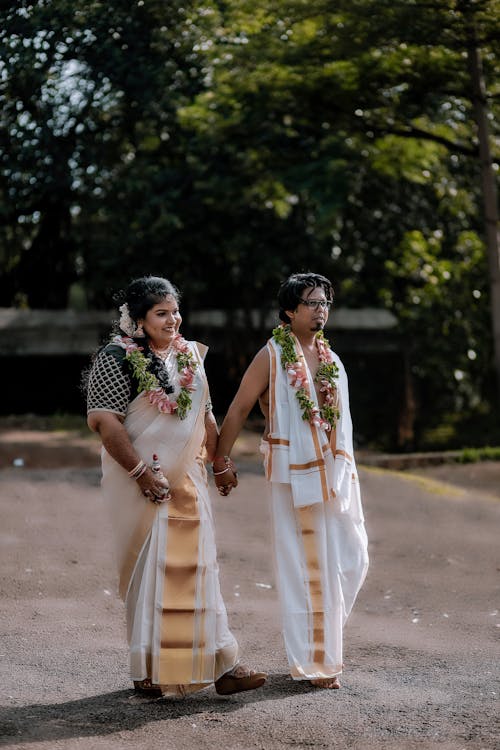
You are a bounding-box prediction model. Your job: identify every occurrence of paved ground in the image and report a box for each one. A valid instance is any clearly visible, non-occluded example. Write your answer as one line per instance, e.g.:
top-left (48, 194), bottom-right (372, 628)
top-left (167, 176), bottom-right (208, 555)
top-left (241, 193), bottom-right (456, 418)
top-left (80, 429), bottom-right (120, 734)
top-left (0, 431), bottom-right (499, 749)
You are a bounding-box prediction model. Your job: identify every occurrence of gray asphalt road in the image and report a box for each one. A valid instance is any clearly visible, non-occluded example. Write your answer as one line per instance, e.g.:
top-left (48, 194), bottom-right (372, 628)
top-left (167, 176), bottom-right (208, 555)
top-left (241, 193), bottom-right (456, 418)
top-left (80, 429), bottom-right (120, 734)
top-left (1, 459), bottom-right (499, 749)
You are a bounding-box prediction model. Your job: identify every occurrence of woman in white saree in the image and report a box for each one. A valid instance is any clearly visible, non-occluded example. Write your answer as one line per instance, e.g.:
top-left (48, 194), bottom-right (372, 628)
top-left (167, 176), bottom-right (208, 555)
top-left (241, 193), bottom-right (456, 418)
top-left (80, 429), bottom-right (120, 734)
top-left (86, 276), bottom-right (266, 698)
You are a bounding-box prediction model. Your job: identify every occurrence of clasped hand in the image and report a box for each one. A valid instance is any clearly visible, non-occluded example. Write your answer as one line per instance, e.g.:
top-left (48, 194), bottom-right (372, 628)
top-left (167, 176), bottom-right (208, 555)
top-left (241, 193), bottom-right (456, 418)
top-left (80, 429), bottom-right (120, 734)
top-left (213, 456), bottom-right (238, 497)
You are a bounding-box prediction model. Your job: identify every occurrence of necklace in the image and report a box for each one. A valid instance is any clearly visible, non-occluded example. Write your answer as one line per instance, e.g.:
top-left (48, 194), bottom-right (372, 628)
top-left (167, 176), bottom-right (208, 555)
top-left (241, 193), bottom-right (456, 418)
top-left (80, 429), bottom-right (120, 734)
top-left (111, 334), bottom-right (197, 419)
top-left (272, 324), bottom-right (339, 430)
top-left (149, 343), bottom-right (172, 360)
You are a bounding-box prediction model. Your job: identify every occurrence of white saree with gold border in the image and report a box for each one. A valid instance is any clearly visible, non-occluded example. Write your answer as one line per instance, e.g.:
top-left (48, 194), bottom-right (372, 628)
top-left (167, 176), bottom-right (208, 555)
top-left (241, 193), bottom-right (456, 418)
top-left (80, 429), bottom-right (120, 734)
top-left (100, 342), bottom-right (238, 695)
top-left (261, 335), bottom-right (369, 680)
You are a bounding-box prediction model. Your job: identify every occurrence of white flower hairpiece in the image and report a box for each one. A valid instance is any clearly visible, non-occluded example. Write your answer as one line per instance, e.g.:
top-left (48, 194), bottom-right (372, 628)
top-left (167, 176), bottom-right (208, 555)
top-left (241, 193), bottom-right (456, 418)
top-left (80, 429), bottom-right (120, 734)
top-left (119, 303), bottom-right (136, 337)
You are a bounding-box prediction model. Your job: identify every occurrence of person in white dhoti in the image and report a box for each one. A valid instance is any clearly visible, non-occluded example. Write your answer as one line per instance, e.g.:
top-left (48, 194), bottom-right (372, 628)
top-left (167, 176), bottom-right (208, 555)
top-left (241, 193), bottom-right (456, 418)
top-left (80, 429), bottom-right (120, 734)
top-left (85, 275), bottom-right (266, 697)
top-left (214, 272), bottom-right (369, 689)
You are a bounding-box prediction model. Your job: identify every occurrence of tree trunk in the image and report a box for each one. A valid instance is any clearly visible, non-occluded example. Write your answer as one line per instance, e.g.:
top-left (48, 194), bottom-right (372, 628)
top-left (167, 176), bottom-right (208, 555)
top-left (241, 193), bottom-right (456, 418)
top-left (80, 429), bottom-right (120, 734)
top-left (398, 350), bottom-right (416, 450)
top-left (465, 22), bottom-right (500, 401)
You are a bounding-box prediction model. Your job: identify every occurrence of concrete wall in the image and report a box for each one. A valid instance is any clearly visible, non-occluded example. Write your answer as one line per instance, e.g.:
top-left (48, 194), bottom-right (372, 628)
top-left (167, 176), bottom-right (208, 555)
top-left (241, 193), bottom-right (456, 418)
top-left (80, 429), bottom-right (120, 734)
top-left (0, 308), bottom-right (402, 448)
top-left (0, 307), bottom-right (398, 356)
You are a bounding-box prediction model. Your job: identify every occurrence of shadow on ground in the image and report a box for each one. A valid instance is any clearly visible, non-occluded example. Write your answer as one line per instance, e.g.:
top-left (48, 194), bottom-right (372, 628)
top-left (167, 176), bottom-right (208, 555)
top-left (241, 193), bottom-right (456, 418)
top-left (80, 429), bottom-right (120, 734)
top-left (0, 674), bottom-right (315, 746)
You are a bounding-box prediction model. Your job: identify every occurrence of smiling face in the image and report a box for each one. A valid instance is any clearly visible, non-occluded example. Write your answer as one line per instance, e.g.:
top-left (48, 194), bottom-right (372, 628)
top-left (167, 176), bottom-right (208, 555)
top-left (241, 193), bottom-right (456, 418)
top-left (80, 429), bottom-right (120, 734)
top-left (285, 285), bottom-right (330, 336)
top-left (140, 294), bottom-right (182, 348)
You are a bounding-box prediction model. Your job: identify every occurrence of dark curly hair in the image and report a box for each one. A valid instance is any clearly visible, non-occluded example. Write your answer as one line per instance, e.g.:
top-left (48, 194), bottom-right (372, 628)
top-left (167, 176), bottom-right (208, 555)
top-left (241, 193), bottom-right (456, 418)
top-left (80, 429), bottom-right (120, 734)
top-left (123, 276), bottom-right (180, 328)
top-left (278, 272), bottom-right (334, 323)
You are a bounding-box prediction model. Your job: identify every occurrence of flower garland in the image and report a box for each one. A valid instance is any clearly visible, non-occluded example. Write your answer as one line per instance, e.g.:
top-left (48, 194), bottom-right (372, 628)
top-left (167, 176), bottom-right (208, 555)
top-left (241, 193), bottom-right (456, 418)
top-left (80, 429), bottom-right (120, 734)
top-left (112, 334), bottom-right (197, 419)
top-left (272, 324), bottom-right (339, 431)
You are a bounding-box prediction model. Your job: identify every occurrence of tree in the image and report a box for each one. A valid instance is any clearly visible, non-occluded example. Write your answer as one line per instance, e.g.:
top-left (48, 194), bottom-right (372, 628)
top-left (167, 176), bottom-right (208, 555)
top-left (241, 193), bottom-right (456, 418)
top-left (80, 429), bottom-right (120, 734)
top-left (0, 1), bottom-right (215, 307)
top-left (179, 0), bottom-right (498, 444)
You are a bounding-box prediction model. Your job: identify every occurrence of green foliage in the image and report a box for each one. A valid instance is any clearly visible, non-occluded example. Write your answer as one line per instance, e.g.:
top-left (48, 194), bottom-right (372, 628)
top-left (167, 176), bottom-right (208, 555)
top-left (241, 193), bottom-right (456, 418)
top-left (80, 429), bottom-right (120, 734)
top-left (272, 323), bottom-right (297, 369)
top-left (0, 0), bottom-right (498, 447)
top-left (175, 389), bottom-right (192, 421)
top-left (125, 349), bottom-right (159, 393)
top-left (456, 446), bottom-right (500, 463)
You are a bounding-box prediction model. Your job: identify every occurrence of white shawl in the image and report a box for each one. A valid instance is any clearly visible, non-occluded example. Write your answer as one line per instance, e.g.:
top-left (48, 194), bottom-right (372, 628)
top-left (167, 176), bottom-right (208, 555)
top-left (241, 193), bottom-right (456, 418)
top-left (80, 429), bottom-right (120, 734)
top-left (264, 335), bottom-right (357, 512)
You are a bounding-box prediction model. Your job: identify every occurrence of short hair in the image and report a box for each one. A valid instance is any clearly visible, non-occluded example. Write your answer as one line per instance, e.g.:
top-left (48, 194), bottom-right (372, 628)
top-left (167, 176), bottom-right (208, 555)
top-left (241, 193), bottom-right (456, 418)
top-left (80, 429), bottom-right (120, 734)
top-left (125, 276), bottom-right (180, 323)
top-left (278, 273), bottom-right (334, 323)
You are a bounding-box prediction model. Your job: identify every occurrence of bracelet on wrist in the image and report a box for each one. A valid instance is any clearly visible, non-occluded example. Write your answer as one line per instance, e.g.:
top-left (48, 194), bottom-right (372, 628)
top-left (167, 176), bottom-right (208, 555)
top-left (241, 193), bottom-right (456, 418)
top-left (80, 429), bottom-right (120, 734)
top-left (212, 455), bottom-right (234, 475)
top-left (212, 455), bottom-right (231, 467)
top-left (128, 459), bottom-right (146, 479)
top-left (134, 463), bottom-right (148, 480)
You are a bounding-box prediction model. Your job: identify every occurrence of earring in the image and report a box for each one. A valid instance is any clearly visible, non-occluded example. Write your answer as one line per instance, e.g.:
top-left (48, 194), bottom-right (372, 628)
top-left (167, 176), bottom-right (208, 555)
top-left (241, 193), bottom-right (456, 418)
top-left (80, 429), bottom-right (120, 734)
top-left (135, 323), bottom-right (144, 337)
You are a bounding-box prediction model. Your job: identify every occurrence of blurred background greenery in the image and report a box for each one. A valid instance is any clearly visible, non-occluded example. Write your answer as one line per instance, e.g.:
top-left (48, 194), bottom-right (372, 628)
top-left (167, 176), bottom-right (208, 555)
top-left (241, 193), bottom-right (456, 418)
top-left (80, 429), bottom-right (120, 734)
top-left (0, 0), bottom-right (498, 452)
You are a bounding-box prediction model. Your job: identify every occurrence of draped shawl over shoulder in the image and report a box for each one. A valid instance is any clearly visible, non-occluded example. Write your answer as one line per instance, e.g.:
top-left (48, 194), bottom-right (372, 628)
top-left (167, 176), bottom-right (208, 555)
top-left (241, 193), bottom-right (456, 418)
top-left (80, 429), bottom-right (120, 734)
top-left (100, 340), bottom-right (209, 600)
top-left (264, 335), bottom-right (359, 513)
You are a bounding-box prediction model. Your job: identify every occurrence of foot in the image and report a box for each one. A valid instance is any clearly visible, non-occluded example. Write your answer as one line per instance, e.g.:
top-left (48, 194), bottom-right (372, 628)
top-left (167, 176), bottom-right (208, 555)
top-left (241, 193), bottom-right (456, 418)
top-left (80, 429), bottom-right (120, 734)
top-left (214, 664), bottom-right (267, 695)
top-left (133, 678), bottom-right (162, 697)
top-left (309, 676), bottom-right (341, 689)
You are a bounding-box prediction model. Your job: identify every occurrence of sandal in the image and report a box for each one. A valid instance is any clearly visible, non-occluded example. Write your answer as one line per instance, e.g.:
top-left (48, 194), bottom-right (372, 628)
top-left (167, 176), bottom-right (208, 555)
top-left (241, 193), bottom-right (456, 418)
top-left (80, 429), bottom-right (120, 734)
top-left (214, 664), bottom-right (267, 695)
top-left (133, 678), bottom-right (163, 697)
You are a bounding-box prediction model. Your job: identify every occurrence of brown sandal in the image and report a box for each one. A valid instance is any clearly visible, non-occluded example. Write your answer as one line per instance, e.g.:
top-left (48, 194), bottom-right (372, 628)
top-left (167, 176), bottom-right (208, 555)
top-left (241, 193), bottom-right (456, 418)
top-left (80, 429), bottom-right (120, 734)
top-left (214, 665), bottom-right (267, 695)
top-left (133, 678), bottom-right (162, 697)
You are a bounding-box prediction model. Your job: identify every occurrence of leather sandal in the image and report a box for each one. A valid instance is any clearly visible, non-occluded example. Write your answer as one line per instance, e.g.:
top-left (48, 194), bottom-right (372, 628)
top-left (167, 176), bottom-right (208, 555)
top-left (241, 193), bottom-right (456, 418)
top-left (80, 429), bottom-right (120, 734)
top-left (214, 665), bottom-right (267, 695)
top-left (133, 678), bottom-right (162, 697)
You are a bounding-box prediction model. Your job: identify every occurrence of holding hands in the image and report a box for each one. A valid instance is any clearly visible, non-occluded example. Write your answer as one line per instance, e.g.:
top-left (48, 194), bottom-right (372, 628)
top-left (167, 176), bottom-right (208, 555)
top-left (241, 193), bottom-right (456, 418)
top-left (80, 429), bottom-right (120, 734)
top-left (212, 455), bottom-right (238, 497)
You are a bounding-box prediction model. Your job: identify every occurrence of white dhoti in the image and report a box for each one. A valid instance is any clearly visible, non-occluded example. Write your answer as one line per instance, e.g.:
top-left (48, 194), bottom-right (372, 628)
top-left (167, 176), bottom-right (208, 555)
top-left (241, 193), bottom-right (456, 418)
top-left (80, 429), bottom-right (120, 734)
top-left (263, 334), bottom-right (369, 680)
top-left (268, 479), bottom-right (368, 679)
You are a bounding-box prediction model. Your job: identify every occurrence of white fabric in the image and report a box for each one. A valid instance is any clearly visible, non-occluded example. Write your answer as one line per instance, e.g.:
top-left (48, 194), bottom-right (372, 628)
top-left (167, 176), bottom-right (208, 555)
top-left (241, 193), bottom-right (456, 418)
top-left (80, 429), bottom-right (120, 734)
top-left (267, 481), bottom-right (368, 680)
top-left (100, 341), bottom-right (238, 694)
top-left (266, 336), bottom-right (359, 512)
top-left (262, 336), bottom-right (368, 679)
top-left (126, 455), bottom-right (238, 689)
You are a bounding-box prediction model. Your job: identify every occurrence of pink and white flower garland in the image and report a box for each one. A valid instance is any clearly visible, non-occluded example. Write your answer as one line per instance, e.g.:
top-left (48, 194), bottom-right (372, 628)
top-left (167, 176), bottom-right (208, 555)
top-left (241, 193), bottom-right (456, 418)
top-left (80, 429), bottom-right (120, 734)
top-left (112, 333), bottom-right (197, 419)
top-left (273, 325), bottom-right (339, 431)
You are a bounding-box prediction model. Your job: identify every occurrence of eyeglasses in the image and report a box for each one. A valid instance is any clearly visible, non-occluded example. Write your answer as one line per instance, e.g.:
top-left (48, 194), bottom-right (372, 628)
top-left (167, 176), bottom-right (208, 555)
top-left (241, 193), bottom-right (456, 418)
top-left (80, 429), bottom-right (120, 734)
top-left (298, 299), bottom-right (331, 311)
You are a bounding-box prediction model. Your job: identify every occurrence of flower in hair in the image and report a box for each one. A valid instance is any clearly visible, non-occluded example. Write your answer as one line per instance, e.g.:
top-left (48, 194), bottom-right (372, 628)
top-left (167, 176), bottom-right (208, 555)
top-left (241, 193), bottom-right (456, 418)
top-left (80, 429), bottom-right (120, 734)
top-left (119, 303), bottom-right (136, 337)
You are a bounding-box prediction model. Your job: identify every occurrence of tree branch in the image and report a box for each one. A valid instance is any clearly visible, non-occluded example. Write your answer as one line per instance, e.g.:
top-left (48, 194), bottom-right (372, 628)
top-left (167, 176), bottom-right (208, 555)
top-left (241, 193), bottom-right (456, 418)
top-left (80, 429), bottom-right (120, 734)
top-left (367, 122), bottom-right (478, 156)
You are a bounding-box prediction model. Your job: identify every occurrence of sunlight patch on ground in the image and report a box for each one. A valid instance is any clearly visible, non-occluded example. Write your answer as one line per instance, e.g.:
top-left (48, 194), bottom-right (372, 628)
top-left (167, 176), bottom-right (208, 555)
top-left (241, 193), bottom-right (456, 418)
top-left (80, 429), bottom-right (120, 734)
top-left (359, 464), bottom-right (466, 498)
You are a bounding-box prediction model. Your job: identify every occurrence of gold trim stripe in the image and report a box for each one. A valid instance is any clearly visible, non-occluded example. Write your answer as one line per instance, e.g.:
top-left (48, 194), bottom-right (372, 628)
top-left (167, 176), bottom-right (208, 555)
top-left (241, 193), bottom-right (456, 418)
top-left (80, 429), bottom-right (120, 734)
top-left (292, 334), bottom-right (329, 503)
top-left (267, 437), bottom-right (290, 446)
top-left (267, 342), bottom-right (277, 479)
top-left (298, 505), bottom-right (325, 668)
top-left (290, 458), bottom-right (325, 471)
top-left (159, 475), bottom-right (200, 686)
top-left (309, 422), bottom-right (329, 502)
top-left (334, 449), bottom-right (353, 462)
